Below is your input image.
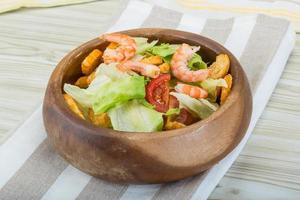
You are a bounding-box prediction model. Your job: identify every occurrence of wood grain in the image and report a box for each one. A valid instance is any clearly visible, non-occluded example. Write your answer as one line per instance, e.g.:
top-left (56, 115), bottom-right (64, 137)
top-left (0, 0), bottom-right (299, 198)
top-left (0, 0), bottom-right (121, 142)
top-left (43, 28), bottom-right (252, 183)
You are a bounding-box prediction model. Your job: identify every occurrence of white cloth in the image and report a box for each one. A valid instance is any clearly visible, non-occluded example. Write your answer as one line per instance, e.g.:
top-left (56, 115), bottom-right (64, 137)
top-left (0, 0), bottom-right (96, 13)
top-left (0, 0), bottom-right (296, 200)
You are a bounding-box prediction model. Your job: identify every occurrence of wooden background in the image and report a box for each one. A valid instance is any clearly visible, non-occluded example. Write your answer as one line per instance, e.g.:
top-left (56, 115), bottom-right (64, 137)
top-left (0, 0), bottom-right (299, 199)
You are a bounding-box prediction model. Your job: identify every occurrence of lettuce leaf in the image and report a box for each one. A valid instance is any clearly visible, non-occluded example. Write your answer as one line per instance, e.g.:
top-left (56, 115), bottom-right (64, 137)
top-left (64, 63), bottom-right (145, 114)
top-left (200, 78), bottom-right (227, 102)
top-left (95, 63), bottom-right (129, 80)
top-left (108, 100), bottom-right (163, 132)
top-left (146, 43), bottom-right (179, 64)
top-left (165, 108), bottom-right (181, 116)
top-left (162, 55), bottom-right (173, 64)
top-left (92, 75), bottom-right (145, 114)
top-left (188, 53), bottom-right (207, 70)
top-left (147, 43), bottom-right (179, 57)
top-left (170, 92), bottom-right (218, 119)
top-left (64, 84), bottom-right (94, 108)
top-left (134, 37), bottom-right (158, 54)
top-left (136, 99), bottom-right (155, 109)
top-left (64, 75), bottom-right (111, 108)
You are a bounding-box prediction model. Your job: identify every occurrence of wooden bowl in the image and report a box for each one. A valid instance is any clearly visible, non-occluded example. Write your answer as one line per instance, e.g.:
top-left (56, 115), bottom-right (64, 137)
top-left (43, 28), bottom-right (252, 184)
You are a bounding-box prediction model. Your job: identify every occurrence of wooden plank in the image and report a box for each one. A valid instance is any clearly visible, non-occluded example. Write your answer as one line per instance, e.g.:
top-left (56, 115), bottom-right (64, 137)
top-left (210, 177), bottom-right (300, 200)
top-left (0, 0), bottom-right (120, 141)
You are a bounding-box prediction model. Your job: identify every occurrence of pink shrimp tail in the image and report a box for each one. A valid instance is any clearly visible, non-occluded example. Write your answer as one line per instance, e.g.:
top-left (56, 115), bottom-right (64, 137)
top-left (120, 60), bottom-right (160, 78)
top-left (175, 83), bottom-right (208, 99)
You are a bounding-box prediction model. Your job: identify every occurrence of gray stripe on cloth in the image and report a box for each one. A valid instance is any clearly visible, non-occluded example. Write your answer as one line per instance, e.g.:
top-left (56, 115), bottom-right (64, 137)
top-left (151, 174), bottom-right (205, 200)
top-left (76, 178), bottom-right (128, 200)
top-left (201, 18), bottom-right (235, 44)
top-left (103, 0), bottom-right (130, 32)
top-left (150, 17), bottom-right (234, 200)
top-left (141, 5), bottom-right (183, 28)
top-left (0, 139), bottom-right (68, 200)
top-left (239, 14), bottom-right (290, 92)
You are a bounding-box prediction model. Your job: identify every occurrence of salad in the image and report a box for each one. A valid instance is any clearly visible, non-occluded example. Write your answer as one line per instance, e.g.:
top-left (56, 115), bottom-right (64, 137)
top-left (63, 33), bottom-right (232, 132)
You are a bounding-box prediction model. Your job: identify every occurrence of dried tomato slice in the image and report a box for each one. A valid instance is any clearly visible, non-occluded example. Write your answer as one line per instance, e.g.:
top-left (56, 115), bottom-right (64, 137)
top-left (176, 108), bottom-right (199, 125)
top-left (146, 74), bottom-right (171, 112)
top-left (168, 93), bottom-right (179, 109)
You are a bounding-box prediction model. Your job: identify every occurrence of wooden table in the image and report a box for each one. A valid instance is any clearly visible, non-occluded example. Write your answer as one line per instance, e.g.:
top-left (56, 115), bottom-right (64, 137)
top-left (0, 1), bottom-right (299, 199)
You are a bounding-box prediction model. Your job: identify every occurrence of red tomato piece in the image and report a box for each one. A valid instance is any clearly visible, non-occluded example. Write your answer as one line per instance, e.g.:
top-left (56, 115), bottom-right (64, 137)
top-left (146, 74), bottom-right (171, 112)
top-left (168, 94), bottom-right (179, 109)
top-left (176, 108), bottom-right (199, 125)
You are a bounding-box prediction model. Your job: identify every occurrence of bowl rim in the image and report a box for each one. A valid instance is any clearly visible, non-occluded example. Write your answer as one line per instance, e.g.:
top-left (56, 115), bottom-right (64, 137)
top-left (49, 28), bottom-right (248, 140)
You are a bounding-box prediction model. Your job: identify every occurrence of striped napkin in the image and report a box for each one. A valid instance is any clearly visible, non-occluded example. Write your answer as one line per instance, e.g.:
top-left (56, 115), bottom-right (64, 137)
top-left (0, 0), bottom-right (295, 199)
top-left (0, 0), bottom-right (95, 14)
top-left (151, 0), bottom-right (300, 32)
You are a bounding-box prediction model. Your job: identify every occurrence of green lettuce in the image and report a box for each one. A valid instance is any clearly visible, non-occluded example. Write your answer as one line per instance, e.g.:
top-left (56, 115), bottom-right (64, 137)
top-left (64, 63), bottom-right (145, 114)
top-left (108, 100), bottom-right (163, 132)
top-left (162, 55), bottom-right (173, 64)
top-left (137, 99), bottom-right (155, 109)
top-left (147, 43), bottom-right (178, 57)
top-left (188, 53), bottom-right (207, 70)
top-left (170, 92), bottom-right (218, 119)
top-left (134, 37), bottom-right (158, 54)
top-left (95, 63), bottom-right (129, 80)
top-left (64, 75), bottom-right (110, 108)
top-left (146, 43), bottom-right (179, 63)
top-left (92, 75), bottom-right (145, 114)
top-left (200, 78), bottom-right (227, 102)
top-left (165, 108), bottom-right (181, 116)
top-left (64, 84), bottom-right (93, 107)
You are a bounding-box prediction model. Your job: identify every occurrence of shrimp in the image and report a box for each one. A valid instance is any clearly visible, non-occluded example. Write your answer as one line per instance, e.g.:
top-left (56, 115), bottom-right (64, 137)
top-left (175, 83), bottom-right (208, 99)
top-left (118, 60), bottom-right (160, 78)
top-left (171, 43), bottom-right (209, 82)
top-left (101, 33), bottom-right (137, 64)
